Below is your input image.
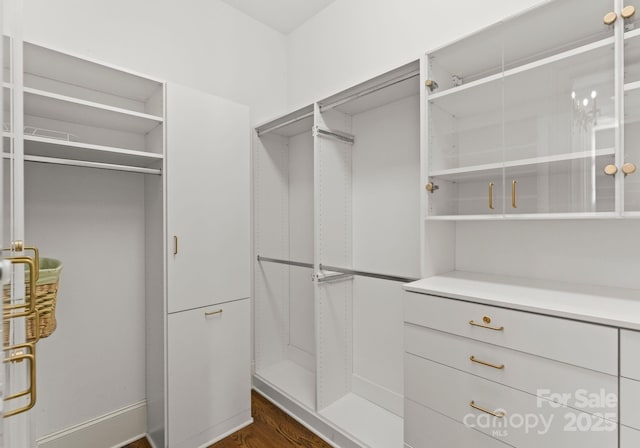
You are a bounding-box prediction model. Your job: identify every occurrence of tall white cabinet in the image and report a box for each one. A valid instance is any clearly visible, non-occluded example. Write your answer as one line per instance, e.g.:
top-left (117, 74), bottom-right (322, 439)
top-left (156, 83), bottom-right (251, 448)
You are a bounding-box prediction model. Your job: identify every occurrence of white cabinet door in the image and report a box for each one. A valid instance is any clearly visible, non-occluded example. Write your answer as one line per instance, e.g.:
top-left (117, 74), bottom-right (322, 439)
top-left (168, 298), bottom-right (251, 448)
top-left (166, 83), bottom-right (250, 313)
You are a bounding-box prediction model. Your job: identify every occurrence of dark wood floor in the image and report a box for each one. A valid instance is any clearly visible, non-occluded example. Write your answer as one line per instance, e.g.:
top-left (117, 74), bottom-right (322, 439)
top-left (123, 390), bottom-right (331, 448)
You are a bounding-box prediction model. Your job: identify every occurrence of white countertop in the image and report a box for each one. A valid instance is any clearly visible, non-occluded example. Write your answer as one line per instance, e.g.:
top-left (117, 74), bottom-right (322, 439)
top-left (403, 271), bottom-right (640, 330)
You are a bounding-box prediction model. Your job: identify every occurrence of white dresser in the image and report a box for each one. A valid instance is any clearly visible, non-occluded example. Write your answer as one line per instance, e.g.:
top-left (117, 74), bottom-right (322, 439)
top-left (403, 271), bottom-right (640, 448)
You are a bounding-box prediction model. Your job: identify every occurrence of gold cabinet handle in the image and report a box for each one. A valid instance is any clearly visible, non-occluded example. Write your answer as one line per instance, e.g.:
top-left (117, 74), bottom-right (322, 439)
top-left (205, 309), bottom-right (223, 317)
top-left (173, 236), bottom-right (178, 255)
top-left (470, 355), bottom-right (505, 370)
top-left (511, 180), bottom-right (517, 208)
top-left (3, 256), bottom-right (38, 317)
top-left (604, 164), bottom-right (618, 175)
top-left (623, 162), bottom-right (637, 175)
top-left (488, 182), bottom-right (495, 210)
top-left (425, 182), bottom-right (439, 193)
top-left (470, 400), bottom-right (505, 418)
top-left (622, 5), bottom-right (636, 19)
top-left (3, 343), bottom-right (36, 417)
top-left (604, 11), bottom-right (618, 24)
top-left (425, 79), bottom-right (439, 91)
top-left (469, 315), bottom-right (504, 331)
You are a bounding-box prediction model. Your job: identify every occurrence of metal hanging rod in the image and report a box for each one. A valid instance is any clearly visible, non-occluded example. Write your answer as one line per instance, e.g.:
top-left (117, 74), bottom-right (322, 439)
top-left (256, 111), bottom-right (314, 137)
top-left (313, 126), bottom-right (355, 144)
top-left (319, 70), bottom-right (420, 112)
top-left (318, 264), bottom-right (418, 283)
top-left (22, 155), bottom-right (162, 175)
top-left (257, 255), bottom-right (313, 269)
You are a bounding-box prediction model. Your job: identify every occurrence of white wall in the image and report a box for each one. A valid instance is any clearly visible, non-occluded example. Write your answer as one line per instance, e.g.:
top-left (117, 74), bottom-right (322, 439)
top-left (25, 164), bottom-right (147, 439)
top-left (22, 0), bottom-right (289, 124)
top-left (286, 0), bottom-right (546, 109)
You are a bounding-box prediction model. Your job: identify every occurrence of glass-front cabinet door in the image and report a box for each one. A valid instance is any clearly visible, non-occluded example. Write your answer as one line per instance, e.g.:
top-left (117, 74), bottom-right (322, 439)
top-left (426, 0), bottom-right (617, 219)
top-left (623, 2), bottom-right (640, 214)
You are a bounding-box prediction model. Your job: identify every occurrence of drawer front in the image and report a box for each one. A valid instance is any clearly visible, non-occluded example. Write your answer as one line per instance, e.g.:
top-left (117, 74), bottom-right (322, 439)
top-left (405, 292), bottom-right (617, 375)
top-left (621, 330), bottom-right (640, 380)
top-left (621, 425), bottom-right (640, 448)
top-left (405, 324), bottom-right (618, 418)
top-left (621, 377), bottom-right (640, 430)
top-left (405, 353), bottom-right (617, 448)
top-left (405, 398), bottom-right (511, 448)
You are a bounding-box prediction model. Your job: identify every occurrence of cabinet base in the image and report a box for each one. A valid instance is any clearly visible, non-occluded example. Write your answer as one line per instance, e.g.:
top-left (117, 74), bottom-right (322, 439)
top-left (253, 375), bottom-right (362, 448)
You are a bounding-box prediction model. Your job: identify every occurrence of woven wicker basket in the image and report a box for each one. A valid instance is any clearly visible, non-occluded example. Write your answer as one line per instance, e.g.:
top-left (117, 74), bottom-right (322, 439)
top-left (3, 257), bottom-right (63, 342)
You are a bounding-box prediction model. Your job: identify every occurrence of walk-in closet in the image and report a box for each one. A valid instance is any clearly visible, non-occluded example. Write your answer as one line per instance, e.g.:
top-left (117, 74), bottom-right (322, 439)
top-left (5, 1), bottom-right (640, 448)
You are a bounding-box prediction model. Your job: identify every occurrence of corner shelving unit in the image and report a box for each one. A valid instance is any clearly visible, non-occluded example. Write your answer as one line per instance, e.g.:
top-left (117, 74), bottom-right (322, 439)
top-left (253, 105), bottom-right (317, 412)
top-left (254, 61), bottom-right (421, 448)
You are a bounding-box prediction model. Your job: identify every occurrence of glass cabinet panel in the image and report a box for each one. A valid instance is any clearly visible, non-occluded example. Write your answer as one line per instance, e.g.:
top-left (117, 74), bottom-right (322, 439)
top-left (622, 2), bottom-right (640, 33)
top-left (426, 0), bottom-right (617, 218)
top-left (624, 31), bottom-right (640, 212)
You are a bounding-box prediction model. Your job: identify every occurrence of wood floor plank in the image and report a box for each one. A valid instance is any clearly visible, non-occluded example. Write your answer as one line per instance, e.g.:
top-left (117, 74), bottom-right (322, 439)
top-left (123, 390), bottom-right (332, 448)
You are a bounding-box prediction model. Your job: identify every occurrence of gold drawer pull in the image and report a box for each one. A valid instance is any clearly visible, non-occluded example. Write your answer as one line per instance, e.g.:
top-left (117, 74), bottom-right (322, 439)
top-left (470, 355), bottom-right (505, 370)
top-left (511, 179), bottom-right (517, 209)
top-left (469, 316), bottom-right (504, 331)
top-left (205, 309), bottom-right (223, 317)
top-left (470, 400), bottom-right (505, 418)
top-left (488, 182), bottom-right (495, 210)
top-left (3, 343), bottom-right (36, 417)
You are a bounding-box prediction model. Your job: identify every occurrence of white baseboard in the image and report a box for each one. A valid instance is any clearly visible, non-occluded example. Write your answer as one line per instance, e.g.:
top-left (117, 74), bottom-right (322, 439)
top-left (36, 401), bottom-right (147, 448)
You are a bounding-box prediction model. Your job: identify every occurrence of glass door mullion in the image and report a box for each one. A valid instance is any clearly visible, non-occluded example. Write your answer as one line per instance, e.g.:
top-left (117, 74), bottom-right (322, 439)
top-left (616, 0), bottom-right (626, 215)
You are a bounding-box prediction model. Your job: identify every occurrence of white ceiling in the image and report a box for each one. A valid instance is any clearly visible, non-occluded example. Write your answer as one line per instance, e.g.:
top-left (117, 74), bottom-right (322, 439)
top-left (220, 0), bottom-right (336, 34)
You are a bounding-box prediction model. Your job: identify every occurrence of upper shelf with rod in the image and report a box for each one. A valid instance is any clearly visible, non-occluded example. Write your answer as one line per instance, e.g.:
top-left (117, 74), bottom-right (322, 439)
top-left (318, 60), bottom-right (419, 115)
top-left (256, 105), bottom-right (314, 138)
top-left (7, 41), bottom-right (167, 173)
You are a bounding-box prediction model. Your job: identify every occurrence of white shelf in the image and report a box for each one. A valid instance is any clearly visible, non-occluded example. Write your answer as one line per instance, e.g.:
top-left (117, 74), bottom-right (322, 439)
top-left (430, 148), bottom-right (615, 182)
top-left (255, 361), bottom-right (315, 411)
top-left (24, 41), bottom-right (163, 102)
top-left (320, 60), bottom-right (420, 115)
top-left (2, 152), bottom-right (161, 175)
top-left (319, 393), bottom-right (403, 448)
top-left (429, 37), bottom-right (614, 102)
top-left (624, 80), bottom-right (640, 93)
top-left (24, 87), bottom-right (163, 134)
top-left (404, 270), bottom-right (640, 330)
top-left (24, 135), bottom-right (163, 168)
top-left (256, 105), bottom-right (314, 138)
top-left (426, 212), bottom-right (618, 221)
top-left (625, 27), bottom-right (640, 41)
